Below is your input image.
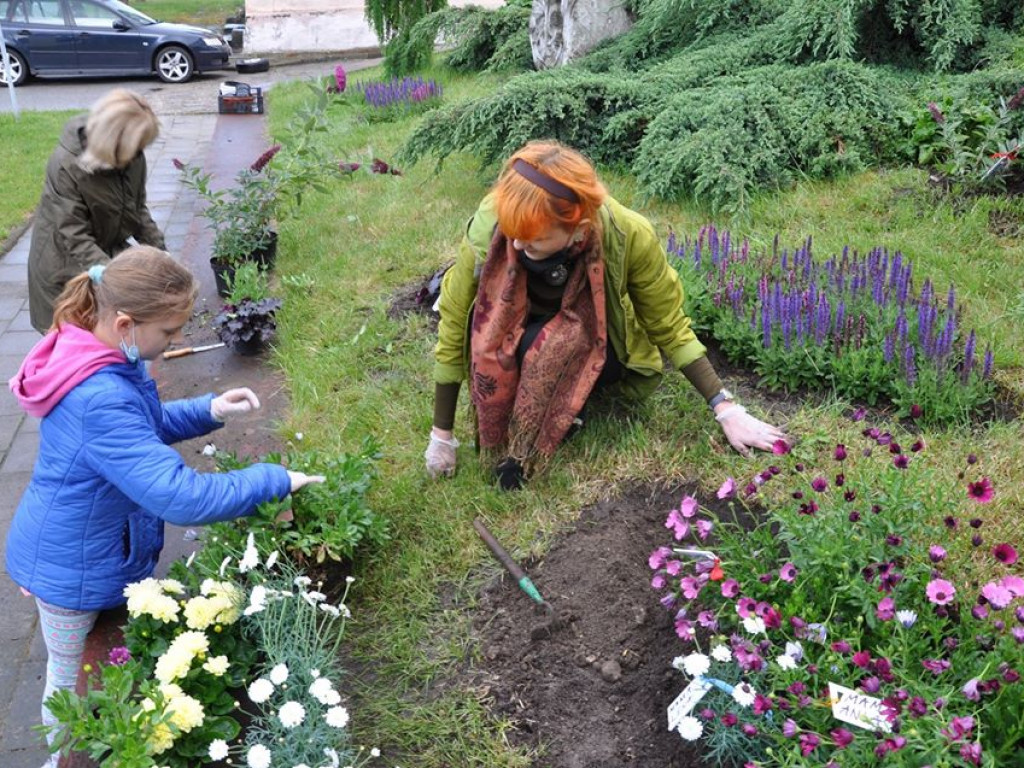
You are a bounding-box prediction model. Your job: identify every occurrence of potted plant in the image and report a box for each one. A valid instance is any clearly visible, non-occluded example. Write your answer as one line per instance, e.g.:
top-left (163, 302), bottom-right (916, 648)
top-left (174, 148), bottom-right (281, 297)
top-left (212, 263), bottom-right (283, 355)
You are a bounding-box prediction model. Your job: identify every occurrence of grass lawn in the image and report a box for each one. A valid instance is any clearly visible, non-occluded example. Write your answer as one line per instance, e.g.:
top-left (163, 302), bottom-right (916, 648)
top-left (0, 111), bottom-right (76, 244)
top-left (264, 67), bottom-right (1024, 766)
top-left (129, 0), bottom-right (240, 29)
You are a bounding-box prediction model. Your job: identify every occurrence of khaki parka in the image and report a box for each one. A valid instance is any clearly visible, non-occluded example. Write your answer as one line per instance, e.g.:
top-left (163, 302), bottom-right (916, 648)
top-left (27, 115), bottom-right (165, 333)
top-left (434, 194), bottom-right (707, 399)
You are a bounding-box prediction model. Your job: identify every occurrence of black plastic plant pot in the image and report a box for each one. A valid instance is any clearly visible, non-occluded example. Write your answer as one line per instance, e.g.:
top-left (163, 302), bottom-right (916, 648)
top-left (229, 336), bottom-right (266, 356)
top-left (211, 259), bottom-right (234, 298)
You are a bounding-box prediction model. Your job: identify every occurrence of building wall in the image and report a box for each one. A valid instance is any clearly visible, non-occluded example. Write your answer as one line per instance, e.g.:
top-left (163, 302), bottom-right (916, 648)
top-left (245, 0), bottom-right (504, 53)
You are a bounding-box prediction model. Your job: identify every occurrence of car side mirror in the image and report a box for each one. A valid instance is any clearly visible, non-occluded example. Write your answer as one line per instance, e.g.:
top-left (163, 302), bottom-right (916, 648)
top-left (112, 19), bottom-right (130, 31)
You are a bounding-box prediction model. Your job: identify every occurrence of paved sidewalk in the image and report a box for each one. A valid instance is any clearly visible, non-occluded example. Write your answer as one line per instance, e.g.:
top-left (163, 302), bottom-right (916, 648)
top-left (0, 58), bottom-right (380, 767)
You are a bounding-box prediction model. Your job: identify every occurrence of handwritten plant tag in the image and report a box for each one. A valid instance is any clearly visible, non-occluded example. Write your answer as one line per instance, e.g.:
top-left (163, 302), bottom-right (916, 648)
top-left (828, 682), bottom-right (892, 733)
top-left (672, 548), bottom-right (717, 561)
top-left (667, 677), bottom-right (713, 731)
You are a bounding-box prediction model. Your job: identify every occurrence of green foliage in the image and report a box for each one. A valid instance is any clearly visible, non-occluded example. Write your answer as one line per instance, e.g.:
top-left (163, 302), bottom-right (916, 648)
top-left (365, 0), bottom-right (446, 45)
top-left (212, 441), bottom-right (389, 566)
top-left (385, 0), bottom-right (533, 76)
top-left (224, 262), bottom-right (271, 304)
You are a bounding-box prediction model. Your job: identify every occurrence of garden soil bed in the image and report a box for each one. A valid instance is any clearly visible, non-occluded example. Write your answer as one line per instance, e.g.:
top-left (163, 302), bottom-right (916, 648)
top-left (464, 483), bottom-right (717, 768)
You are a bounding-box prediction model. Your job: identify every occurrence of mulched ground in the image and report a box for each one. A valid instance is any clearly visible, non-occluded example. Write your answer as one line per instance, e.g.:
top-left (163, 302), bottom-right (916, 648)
top-left (463, 484), bottom-right (717, 768)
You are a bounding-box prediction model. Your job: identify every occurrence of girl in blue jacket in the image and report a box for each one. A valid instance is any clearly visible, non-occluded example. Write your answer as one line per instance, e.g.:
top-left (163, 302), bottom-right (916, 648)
top-left (5, 246), bottom-right (323, 765)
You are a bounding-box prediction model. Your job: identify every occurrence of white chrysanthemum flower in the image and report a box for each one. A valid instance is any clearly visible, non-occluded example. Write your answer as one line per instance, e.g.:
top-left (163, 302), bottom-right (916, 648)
top-left (732, 682), bottom-right (756, 707)
top-left (294, 576), bottom-right (312, 588)
top-left (265, 551), bottom-right (279, 570)
top-left (338, 603), bottom-right (352, 618)
top-left (208, 740), bottom-right (229, 761)
top-left (269, 663), bottom-right (289, 685)
top-left (711, 645), bottom-right (732, 663)
top-left (301, 591), bottom-right (327, 606)
top-left (278, 700), bottom-right (306, 728)
top-left (238, 533), bottom-right (259, 573)
top-left (896, 609), bottom-right (917, 628)
top-left (370, 748), bottom-right (380, 757)
top-left (246, 743), bottom-right (272, 768)
top-left (742, 615), bottom-right (766, 634)
top-left (325, 705), bottom-right (350, 728)
top-left (776, 654), bottom-right (797, 671)
top-left (320, 604), bottom-right (341, 618)
top-left (677, 715), bottom-right (703, 741)
top-left (248, 678), bottom-right (274, 704)
top-left (159, 579), bottom-right (185, 595)
top-left (203, 655), bottom-right (230, 676)
top-left (682, 653), bottom-right (711, 678)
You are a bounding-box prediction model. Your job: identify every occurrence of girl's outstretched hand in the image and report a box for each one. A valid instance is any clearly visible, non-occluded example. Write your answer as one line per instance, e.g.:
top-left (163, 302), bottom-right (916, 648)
top-left (211, 388), bottom-right (261, 421)
top-left (287, 471), bottom-right (326, 493)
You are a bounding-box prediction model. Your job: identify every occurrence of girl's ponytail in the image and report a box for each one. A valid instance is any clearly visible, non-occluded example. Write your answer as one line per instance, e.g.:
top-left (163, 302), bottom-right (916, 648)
top-left (51, 272), bottom-right (101, 331)
top-left (51, 246), bottom-right (196, 332)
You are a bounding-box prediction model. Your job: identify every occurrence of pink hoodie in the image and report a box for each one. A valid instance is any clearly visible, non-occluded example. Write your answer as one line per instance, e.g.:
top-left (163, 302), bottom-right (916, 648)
top-left (9, 324), bottom-right (126, 418)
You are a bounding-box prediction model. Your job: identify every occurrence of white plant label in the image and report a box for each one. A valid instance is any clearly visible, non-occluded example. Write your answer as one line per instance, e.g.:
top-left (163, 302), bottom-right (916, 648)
top-left (672, 547), bottom-right (717, 561)
top-left (828, 682), bottom-right (892, 733)
top-left (667, 677), bottom-right (713, 731)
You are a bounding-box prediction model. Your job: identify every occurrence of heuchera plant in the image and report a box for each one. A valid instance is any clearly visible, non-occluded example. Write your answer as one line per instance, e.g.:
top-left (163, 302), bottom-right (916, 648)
top-left (668, 228), bottom-right (995, 424)
top-left (651, 418), bottom-right (1022, 767)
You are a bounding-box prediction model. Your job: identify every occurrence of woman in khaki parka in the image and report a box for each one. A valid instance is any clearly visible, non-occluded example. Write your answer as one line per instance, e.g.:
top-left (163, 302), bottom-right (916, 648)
top-left (425, 141), bottom-right (790, 490)
top-left (27, 89), bottom-right (165, 333)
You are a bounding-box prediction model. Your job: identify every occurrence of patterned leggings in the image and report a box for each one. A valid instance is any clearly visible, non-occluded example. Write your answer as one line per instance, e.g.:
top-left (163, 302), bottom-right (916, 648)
top-left (35, 598), bottom-right (98, 748)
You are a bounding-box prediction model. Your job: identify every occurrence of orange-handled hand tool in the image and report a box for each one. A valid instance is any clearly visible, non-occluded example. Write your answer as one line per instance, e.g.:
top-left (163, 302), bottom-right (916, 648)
top-left (162, 342), bottom-right (225, 359)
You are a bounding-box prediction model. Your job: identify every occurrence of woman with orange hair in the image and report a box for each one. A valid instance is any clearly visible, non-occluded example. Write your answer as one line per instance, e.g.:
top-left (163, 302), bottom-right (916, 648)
top-left (426, 141), bottom-right (788, 489)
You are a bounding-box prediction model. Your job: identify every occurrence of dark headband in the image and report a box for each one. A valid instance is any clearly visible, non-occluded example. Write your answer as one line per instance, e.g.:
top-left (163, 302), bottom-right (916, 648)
top-left (512, 158), bottom-right (580, 203)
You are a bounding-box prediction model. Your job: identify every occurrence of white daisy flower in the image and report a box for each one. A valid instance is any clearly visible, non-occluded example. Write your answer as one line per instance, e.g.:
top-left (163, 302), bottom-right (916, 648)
top-left (742, 615), bottom-right (766, 634)
top-left (247, 678), bottom-right (274, 704)
top-left (278, 700), bottom-right (306, 728)
top-left (325, 705), bottom-right (350, 728)
top-left (207, 739), bottom-right (229, 761)
top-left (246, 744), bottom-right (271, 768)
top-left (776, 654), bottom-right (797, 671)
top-left (711, 645), bottom-right (732, 663)
top-left (681, 653), bottom-right (711, 678)
top-left (731, 682), bottom-right (756, 707)
top-left (269, 663), bottom-right (289, 685)
top-left (896, 609), bottom-right (917, 628)
top-left (676, 715), bottom-right (703, 741)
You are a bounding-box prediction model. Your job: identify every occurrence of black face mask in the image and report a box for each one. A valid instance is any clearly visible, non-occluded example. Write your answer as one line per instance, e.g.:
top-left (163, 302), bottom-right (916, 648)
top-left (517, 247), bottom-right (573, 286)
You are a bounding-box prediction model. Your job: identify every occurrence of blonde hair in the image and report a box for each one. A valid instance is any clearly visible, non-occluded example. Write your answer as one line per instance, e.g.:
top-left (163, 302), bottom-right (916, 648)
top-left (79, 89), bottom-right (160, 172)
top-left (492, 141), bottom-right (607, 242)
top-left (52, 246), bottom-right (197, 331)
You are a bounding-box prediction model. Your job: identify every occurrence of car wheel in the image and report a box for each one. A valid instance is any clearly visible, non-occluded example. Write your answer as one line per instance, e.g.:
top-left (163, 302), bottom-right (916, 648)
top-left (0, 49), bottom-right (28, 87)
top-left (155, 45), bottom-right (194, 83)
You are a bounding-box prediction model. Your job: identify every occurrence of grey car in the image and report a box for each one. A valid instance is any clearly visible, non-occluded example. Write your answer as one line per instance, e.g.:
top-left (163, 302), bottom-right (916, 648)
top-left (0, 0), bottom-right (231, 85)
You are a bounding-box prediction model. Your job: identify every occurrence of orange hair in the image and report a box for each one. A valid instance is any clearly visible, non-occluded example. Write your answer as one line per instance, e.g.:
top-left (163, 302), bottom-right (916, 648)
top-left (492, 141), bottom-right (607, 242)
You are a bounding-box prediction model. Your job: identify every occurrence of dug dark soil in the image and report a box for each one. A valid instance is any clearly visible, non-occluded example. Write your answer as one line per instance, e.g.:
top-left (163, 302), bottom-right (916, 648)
top-left (467, 484), bottom-right (713, 768)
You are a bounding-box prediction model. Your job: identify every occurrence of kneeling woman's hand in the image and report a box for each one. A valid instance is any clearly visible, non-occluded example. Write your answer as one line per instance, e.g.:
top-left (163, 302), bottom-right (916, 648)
top-left (425, 428), bottom-right (459, 478)
top-left (715, 403), bottom-right (789, 458)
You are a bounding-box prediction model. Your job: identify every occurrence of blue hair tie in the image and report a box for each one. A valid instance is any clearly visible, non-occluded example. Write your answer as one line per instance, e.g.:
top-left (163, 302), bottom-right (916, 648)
top-left (87, 264), bottom-right (105, 284)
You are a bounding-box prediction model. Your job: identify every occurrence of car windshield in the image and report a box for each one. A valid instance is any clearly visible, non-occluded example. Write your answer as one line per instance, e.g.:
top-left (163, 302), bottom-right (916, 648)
top-left (107, 0), bottom-right (155, 24)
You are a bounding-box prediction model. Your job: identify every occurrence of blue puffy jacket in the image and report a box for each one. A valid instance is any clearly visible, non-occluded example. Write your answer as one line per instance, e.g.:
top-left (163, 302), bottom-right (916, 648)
top-left (5, 363), bottom-right (291, 611)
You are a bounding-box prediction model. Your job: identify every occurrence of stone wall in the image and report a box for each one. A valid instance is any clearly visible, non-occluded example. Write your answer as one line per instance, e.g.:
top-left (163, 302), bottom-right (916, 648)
top-left (245, 0), bottom-right (504, 54)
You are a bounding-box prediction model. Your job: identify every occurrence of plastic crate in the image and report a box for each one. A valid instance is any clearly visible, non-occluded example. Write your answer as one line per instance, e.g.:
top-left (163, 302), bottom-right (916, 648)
top-left (218, 87), bottom-right (264, 114)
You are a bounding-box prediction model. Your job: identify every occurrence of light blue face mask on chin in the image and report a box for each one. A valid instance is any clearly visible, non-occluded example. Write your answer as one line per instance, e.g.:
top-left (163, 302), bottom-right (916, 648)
top-left (118, 313), bottom-right (140, 364)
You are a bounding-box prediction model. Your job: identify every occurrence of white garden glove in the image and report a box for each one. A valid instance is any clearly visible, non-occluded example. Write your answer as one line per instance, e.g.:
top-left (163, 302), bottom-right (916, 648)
top-left (716, 404), bottom-right (790, 458)
top-left (287, 471), bottom-right (326, 493)
top-left (211, 388), bottom-right (260, 421)
top-left (425, 430), bottom-right (459, 478)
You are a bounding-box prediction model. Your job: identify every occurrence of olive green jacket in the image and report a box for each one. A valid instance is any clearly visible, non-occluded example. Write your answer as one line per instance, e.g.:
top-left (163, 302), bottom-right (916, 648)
top-left (434, 194), bottom-right (707, 397)
top-left (28, 116), bottom-right (165, 333)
